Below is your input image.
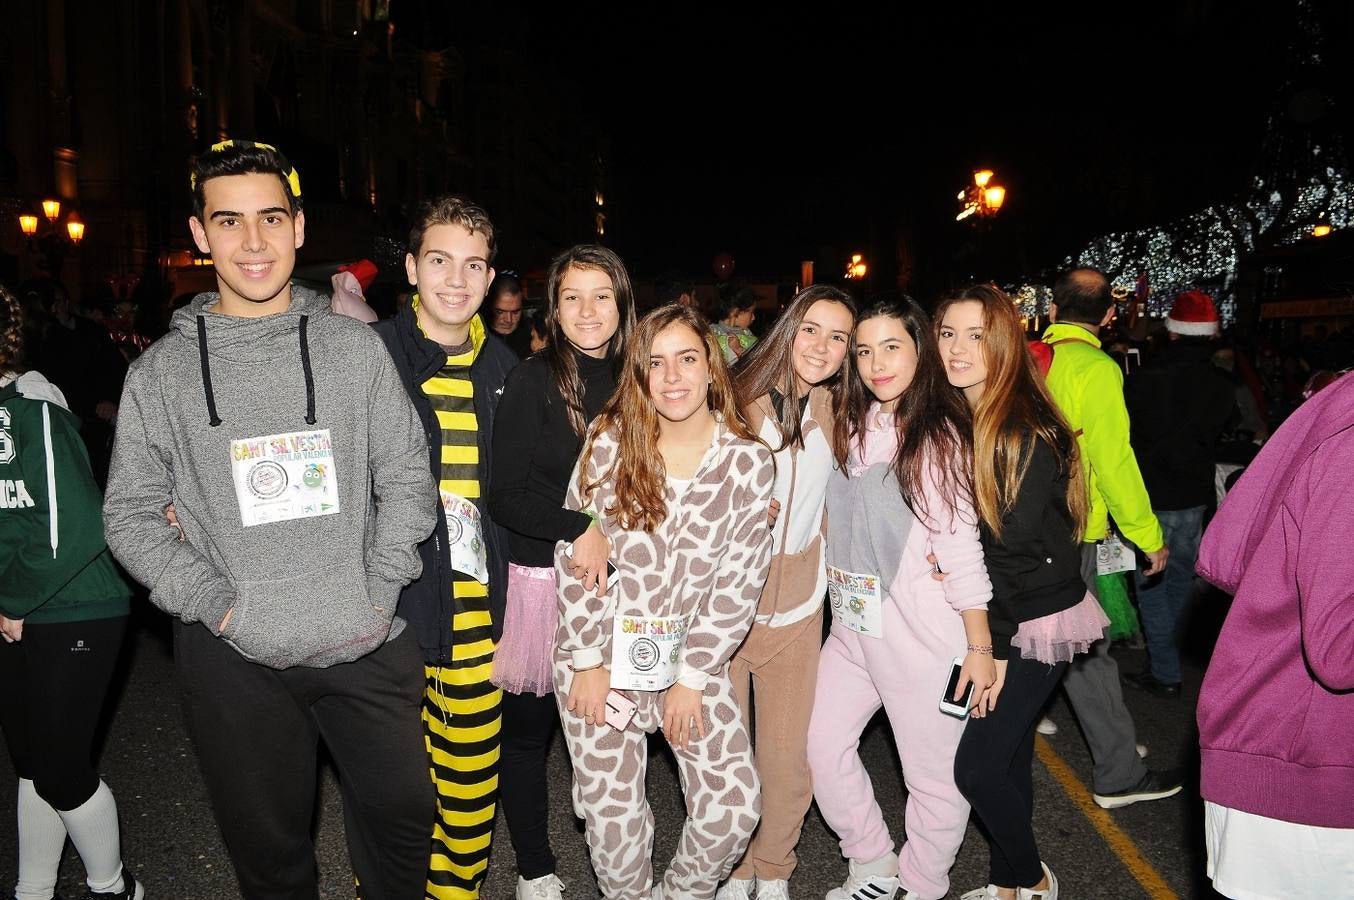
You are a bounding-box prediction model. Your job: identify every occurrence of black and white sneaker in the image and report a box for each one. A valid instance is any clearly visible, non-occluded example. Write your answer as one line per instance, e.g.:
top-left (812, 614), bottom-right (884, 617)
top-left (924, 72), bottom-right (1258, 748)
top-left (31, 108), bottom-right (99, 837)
top-left (1093, 768), bottom-right (1184, 809)
top-left (825, 863), bottom-right (900, 900)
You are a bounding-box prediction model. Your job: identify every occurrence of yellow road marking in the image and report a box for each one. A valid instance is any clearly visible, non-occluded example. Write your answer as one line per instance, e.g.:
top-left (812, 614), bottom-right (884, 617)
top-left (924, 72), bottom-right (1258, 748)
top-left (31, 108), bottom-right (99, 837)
top-left (1035, 735), bottom-right (1180, 900)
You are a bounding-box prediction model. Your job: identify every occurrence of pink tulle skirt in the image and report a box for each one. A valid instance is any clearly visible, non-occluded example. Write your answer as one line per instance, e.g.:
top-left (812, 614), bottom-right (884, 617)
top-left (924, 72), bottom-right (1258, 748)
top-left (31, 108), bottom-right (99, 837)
top-left (491, 564), bottom-right (559, 696)
top-left (1011, 591), bottom-right (1110, 665)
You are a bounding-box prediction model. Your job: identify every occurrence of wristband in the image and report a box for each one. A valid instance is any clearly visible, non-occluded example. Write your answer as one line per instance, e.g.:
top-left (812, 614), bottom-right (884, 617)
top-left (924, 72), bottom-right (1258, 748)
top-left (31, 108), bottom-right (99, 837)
top-left (966, 644), bottom-right (993, 655)
top-left (570, 661), bottom-right (604, 673)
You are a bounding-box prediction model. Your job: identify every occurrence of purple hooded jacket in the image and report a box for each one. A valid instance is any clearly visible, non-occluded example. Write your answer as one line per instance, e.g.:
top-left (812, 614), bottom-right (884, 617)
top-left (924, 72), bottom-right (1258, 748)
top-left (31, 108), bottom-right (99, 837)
top-left (1196, 372), bottom-right (1354, 828)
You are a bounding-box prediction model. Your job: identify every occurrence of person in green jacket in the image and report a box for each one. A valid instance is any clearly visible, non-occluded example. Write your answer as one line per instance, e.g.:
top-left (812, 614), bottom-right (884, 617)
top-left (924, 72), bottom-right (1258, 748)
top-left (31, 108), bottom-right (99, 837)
top-left (0, 284), bottom-right (142, 900)
top-left (1038, 267), bottom-right (1181, 812)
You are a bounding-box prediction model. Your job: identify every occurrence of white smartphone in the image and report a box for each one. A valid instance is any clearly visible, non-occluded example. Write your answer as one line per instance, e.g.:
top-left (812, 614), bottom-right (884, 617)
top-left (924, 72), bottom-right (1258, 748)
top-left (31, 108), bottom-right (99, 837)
top-left (939, 656), bottom-right (974, 719)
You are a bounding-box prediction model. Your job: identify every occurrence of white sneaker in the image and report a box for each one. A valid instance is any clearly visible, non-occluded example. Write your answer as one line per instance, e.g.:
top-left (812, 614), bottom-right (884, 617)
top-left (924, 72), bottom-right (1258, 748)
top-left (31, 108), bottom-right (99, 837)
top-left (757, 879), bottom-right (789, 900)
top-left (717, 877), bottom-right (756, 900)
top-left (959, 888), bottom-right (999, 900)
top-left (825, 861), bottom-right (899, 900)
top-left (516, 873), bottom-right (565, 900)
top-left (1035, 716), bottom-right (1058, 736)
top-left (1016, 862), bottom-right (1058, 900)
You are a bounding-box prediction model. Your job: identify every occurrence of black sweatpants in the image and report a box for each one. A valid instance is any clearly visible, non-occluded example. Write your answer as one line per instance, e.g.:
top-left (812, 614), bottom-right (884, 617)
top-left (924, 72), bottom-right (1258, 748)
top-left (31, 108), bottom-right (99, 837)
top-left (954, 649), bottom-right (1067, 890)
top-left (0, 615), bottom-right (128, 810)
top-left (498, 689), bottom-right (560, 879)
top-left (173, 620), bottom-right (433, 900)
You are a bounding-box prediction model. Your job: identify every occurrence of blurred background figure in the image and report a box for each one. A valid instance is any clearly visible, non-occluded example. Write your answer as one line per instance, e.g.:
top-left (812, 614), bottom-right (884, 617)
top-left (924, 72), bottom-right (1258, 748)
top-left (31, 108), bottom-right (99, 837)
top-left (655, 272), bottom-right (699, 312)
top-left (329, 259), bottom-right (380, 324)
top-left (488, 270), bottom-right (532, 358)
top-left (712, 286), bottom-right (758, 365)
top-left (1123, 290), bottom-right (1237, 698)
top-left (15, 281), bottom-right (126, 487)
top-left (524, 308), bottom-right (549, 356)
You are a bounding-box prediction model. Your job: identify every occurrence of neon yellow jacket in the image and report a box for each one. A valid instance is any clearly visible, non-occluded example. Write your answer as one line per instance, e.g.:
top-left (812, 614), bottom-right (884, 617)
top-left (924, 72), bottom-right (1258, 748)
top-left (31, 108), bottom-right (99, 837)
top-left (1040, 323), bottom-right (1164, 551)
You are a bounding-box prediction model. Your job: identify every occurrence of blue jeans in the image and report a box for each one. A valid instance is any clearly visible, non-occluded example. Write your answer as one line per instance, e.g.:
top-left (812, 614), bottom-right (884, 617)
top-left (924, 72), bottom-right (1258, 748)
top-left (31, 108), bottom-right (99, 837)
top-left (1134, 506), bottom-right (1205, 685)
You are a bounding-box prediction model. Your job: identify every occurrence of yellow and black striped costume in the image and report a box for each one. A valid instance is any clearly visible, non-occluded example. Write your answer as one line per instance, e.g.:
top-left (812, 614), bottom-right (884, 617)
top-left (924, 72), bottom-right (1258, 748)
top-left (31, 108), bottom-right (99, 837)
top-left (418, 309), bottom-right (501, 900)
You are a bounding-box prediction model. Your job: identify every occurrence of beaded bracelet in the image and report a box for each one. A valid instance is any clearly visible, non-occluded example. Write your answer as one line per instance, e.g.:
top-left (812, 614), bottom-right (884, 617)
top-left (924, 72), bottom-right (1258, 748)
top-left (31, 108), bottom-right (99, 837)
top-left (966, 644), bottom-right (994, 655)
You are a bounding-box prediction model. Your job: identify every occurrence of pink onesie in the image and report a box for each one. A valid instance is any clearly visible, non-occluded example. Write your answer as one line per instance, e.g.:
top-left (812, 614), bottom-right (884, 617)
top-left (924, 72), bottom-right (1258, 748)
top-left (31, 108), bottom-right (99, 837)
top-left (807, 413), bottom-right (992, 900)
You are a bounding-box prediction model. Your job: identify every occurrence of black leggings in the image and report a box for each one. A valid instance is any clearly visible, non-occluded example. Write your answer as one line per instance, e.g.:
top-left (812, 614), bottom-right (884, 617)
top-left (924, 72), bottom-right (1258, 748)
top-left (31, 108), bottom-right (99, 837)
top-left (499, 689), bottom-right (561, 879)
top-left (954, 650), bottom-right (1067, 890)
top-left (0, 615), bottom-right (128, 810)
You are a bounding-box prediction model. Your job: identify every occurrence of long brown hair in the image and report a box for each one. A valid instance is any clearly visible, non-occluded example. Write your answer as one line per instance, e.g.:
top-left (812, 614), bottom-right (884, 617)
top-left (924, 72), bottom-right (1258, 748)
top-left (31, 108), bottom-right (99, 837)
top-left (580, 304), bottom-right (758, 533)
top-left (0, 285), bottom-right (25, 376)
top-left (543, 245), bottom-right (638, 437)
top-left (935, 284), bottom-right (1087, 542)
top-left (732, 285), bottom-right (856, 467)
top-left (845, 294), bottom-right (972, 528)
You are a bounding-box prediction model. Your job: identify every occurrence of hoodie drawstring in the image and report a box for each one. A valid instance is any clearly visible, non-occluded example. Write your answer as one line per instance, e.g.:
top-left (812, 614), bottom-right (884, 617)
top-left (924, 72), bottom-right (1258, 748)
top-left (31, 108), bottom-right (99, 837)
top-left (299, 315), bottom-right (316, 425)
top-left (195, 313), bottom-right (318, 427)
top-left (197, 316), bottom-right (223, 427)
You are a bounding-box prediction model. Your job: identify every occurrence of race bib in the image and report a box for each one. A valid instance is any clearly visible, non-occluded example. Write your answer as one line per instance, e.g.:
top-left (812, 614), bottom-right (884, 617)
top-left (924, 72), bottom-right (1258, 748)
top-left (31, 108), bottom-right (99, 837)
top-left (827, 564), bottom-right (884, 638)
top-left (610, 612), bottom-right (687, 691)
top-left (230, 430), bottom-right (340, 527)
top-left (440, 488), bottom-right (488, 584)
top-left (1096, 533), bottom-right (1136, 576)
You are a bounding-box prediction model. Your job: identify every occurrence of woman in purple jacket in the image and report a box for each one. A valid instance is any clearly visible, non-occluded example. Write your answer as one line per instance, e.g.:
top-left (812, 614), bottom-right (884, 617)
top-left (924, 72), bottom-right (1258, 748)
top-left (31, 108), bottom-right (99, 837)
top-left (1196, 371), bottom-right (1354, 899)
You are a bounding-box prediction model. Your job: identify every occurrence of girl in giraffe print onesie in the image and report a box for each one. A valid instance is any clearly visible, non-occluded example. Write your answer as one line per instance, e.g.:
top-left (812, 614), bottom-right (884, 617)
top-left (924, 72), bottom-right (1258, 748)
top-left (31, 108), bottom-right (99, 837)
top-left (554, 304), bottom-right (775, 900)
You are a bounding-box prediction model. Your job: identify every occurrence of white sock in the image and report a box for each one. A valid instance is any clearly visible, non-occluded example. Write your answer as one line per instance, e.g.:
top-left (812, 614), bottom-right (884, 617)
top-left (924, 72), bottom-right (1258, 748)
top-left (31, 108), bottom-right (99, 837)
top-left (54, 780), bottom-right (125, 893)
top-left (16, 778), bottom-right (68, 900)
top-left (853, 849), bottom-right (899, 877)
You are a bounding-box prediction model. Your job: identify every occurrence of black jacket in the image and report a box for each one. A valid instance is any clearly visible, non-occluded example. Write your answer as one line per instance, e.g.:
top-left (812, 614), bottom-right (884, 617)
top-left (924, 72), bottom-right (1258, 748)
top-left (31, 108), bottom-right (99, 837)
top-left (1125, 339), bottom-right (1237, 511)
top-left (373, 303), bottom-right (518, 664)
top-left (979, 438), bottom-right (1086, 659)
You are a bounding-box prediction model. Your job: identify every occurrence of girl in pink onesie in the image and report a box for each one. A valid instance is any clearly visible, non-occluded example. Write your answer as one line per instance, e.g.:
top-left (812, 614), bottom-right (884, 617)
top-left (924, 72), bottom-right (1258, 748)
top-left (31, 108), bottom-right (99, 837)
top-left (807, 295), bottom-right (996, 900)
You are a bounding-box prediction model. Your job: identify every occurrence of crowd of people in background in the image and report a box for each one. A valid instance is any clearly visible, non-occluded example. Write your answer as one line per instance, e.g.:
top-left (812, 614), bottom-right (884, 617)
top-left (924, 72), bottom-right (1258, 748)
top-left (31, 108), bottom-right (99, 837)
top-left (2, 140), bottom-right (1350, 900)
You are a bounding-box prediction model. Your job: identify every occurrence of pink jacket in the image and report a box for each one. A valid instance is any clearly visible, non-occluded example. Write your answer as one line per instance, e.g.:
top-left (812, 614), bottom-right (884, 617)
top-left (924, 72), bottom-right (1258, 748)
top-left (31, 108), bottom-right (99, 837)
top-left (1196, 372), bottom-right (1354, 828)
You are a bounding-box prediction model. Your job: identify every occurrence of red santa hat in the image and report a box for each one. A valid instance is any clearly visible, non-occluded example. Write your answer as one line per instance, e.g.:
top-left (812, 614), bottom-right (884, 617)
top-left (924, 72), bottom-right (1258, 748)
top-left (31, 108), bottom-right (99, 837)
top-left (1166, 290), bottom-right (1220, 336)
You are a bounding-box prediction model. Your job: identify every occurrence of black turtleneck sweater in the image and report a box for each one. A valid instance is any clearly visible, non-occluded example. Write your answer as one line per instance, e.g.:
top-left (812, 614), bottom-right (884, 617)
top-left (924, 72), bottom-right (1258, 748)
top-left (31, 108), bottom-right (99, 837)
top-left (487, 349), bottom-right (616, 567)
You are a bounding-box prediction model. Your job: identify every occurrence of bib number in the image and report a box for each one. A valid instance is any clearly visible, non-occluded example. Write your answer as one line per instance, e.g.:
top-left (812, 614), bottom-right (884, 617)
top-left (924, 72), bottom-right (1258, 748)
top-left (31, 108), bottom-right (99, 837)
top-left (231, 429), bottom-right (340, 527)
top-left (610, 612), bottom-right (687, 691)
top-left (440, 488), bottom-right (488, 584)
top-left (827, 564), bottom-right (884, 638)
top-left (1096, 533), bottom-right (1136, 576)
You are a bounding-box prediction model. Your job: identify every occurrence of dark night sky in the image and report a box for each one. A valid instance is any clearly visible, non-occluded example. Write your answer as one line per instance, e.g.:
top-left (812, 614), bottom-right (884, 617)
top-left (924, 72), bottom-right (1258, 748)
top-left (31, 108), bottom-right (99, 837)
top-left (446, 2), bottom-right (1354, 289)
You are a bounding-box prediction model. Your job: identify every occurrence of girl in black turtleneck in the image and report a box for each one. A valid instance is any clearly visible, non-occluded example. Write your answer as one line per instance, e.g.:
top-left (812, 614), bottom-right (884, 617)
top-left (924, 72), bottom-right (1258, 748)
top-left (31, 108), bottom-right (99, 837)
top-left (487, 245), bottom-right (637, 900)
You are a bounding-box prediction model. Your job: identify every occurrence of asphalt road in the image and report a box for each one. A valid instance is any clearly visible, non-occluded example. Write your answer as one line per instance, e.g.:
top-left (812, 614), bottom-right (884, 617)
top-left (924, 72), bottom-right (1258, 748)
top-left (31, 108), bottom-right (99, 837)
top-left (0, 595), bottom-right (1232, 900)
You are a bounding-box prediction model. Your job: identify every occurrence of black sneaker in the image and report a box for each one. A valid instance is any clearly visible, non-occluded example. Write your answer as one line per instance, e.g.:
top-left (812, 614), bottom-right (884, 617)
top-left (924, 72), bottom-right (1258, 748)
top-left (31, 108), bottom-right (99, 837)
top-left (1093, 769), bottom-right (1184, 809)
top-left (89, 864), bottom-right (144, 900)
top-left (1122, 670), bottom-right (1181, 698)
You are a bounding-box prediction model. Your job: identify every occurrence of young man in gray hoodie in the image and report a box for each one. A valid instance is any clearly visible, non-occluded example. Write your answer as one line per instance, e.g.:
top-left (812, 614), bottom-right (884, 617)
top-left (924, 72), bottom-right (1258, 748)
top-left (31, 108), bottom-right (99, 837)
top-left (103, 141), bottom-right (437, 900)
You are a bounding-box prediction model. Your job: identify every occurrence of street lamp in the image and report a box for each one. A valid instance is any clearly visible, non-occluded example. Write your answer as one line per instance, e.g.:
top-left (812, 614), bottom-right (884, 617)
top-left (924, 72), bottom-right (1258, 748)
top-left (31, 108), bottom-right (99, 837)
top-left (845, 253), bottom-right (867, 280)
top-left (956, 169), bottom-right (1008, 221)
top-left (15, 201), bottom-right (87, 274)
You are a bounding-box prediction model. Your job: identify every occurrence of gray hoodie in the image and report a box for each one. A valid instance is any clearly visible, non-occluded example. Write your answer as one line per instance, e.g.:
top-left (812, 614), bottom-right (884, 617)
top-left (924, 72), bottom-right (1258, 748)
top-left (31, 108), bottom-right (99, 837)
top-left (104, 287), bottom-right (436, 668)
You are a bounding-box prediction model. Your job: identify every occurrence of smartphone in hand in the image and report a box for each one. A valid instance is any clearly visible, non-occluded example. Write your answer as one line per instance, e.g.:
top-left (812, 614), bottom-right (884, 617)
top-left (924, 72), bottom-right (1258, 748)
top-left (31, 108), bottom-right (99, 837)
top-left (605, 689), bottom-right (637, 731)
top-left (939, 657), bottom-right (974, 719)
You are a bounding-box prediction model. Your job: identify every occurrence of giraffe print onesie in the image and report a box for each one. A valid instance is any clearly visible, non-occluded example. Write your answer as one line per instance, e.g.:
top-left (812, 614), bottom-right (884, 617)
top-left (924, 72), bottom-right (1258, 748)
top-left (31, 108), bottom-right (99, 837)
top-left (554, 419), bottom-right (775, 900)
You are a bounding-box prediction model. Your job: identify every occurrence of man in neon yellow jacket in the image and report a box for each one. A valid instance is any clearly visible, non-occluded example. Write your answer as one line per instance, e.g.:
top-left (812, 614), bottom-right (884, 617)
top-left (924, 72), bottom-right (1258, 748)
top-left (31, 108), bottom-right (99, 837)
top-left (1040, 267), bottom-right (1181, 810)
